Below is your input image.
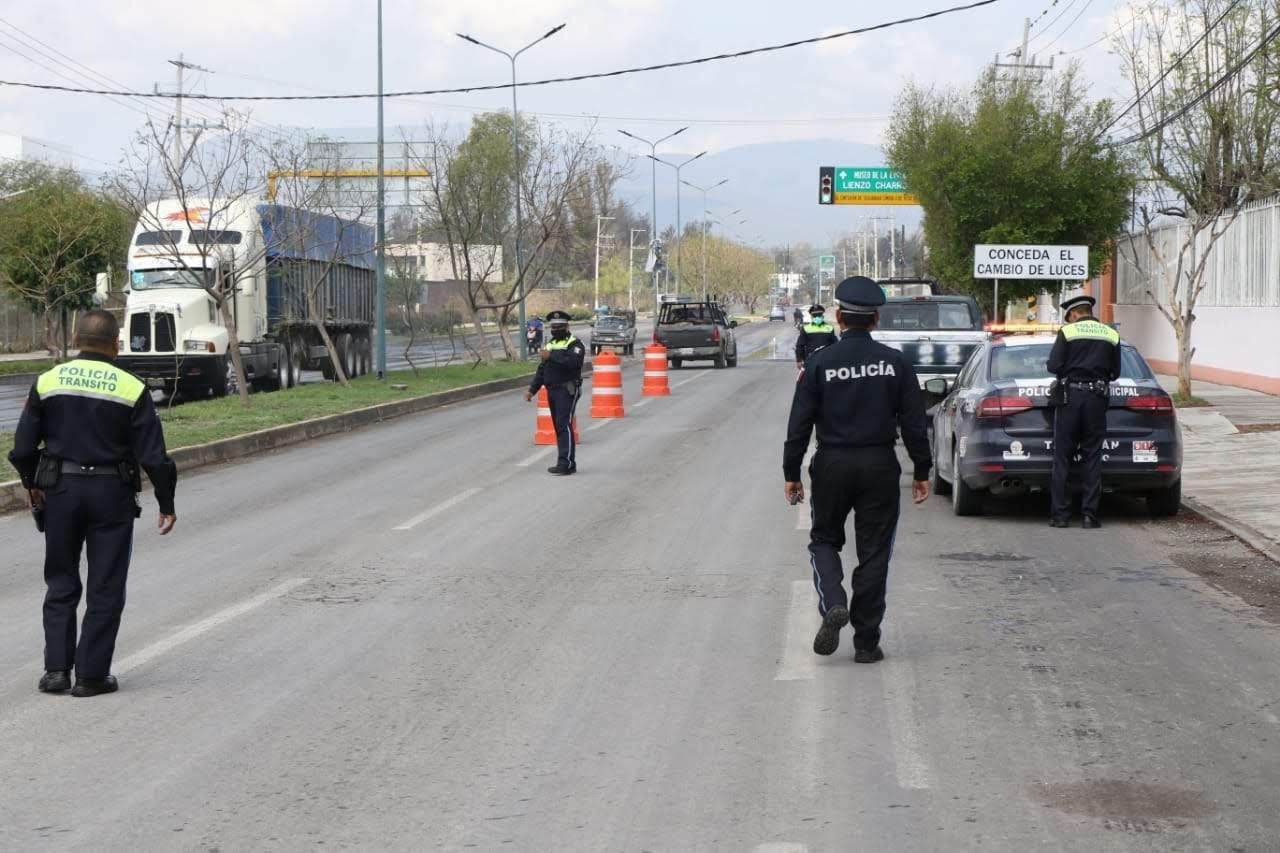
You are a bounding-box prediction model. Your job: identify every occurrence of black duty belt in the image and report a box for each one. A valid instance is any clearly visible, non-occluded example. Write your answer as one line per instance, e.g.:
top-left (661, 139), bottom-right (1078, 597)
top-left (1067, 380), bottom-right (1109, 390)
top-left (60, 461), bottom-right (120, 477)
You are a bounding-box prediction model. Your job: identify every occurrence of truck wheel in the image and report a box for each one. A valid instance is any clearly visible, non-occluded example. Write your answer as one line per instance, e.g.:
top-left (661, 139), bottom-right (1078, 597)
top-left (671, 358), bottom-right (682, 370)
top-left (951, 446), bottom-right (983, 516)
top-left (287, 338), bottom-right (305, 387)
top-left (727, 351), bottom-right (738, 367)
top-left (334, 333), bottom-right (354, 380)
top-left (267, 346), bottom-right (286, 391)
top-left (1146, 480), bottom-right (1182, 517)
top-left (358, 334), bottom-right (372, 376)
top-left (714, 351), bottom-right (726, 369)
top-left (211, 353), bottom-right (235, 398)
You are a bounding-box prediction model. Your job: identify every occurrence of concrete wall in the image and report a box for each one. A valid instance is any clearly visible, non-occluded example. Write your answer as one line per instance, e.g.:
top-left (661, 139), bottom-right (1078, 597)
top-left (1113, 304), bottom-right (1280, 394)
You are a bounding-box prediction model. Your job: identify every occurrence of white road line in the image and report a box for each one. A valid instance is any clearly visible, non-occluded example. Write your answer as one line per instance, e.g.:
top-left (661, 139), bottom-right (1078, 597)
top-left (671, 370), bottom-right (711, 389)
top-left (775, 580), bottom-right (819, 682)
top-left (517, 448), bottom-right (554, 468)
top-left (755, 843), bottom-right (809, 853)
top-left (393, 487), bottom-right (483, 531)
top-left (632, 399), bottom-right (651, 409)
top-left (881, 620), bottom-right (934, 790)
top-left (114, 578), bottom-right (309, 676)
top-left (586, 418), bottom-right (617, 432)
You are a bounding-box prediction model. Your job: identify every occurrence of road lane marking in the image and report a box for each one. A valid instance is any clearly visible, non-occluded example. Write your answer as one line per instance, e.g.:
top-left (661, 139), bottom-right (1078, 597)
top-left (114, 577), bottom-right (309, 676)
top-left (586, 418), bottom-right (616, 432)
top-left (881, 620), bottom-right (934, 790)
top-left (755, 845), bottom-right (809, 853)
top-left (517, 448), bottom-right (554, 468)
top-left (775, 580), bottom-right (818, 682)
top-left (632, 399), bottom-right (651, 409)
top-left (671, 370), bottom-right (711, 389)
top-left (393, 487), bottom-right (483, 531)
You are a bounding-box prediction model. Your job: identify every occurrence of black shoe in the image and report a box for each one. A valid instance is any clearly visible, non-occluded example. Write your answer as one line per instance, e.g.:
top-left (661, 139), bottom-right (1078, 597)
top-left (71, 675), bottom-right (118, 698)
top-left (547, 465), bottom-right (570, 476)
top-left (38, 670), bottom-right (70, 693)
top-left (1049, 518), bottom-right (1070, 529)
top-left (1082, 517), bottom-right (1101, 529)
top-left (812, 607), bottom-right (849, 656)
top-left (854, 647), bottom-right (885, 664)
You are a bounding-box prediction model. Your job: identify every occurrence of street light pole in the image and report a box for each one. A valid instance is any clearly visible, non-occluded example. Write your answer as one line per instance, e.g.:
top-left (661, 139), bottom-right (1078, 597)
top-left (681, 178), bottom-right (727, 302)
top-left (375, 0), bottom-right (387, 379)
top-left (618, 128), bottom-right (688, 315)
top-left (628, 227), bottom-right (646, 311)
top-left (593, 215), bottom-right (615, 311)
top-left (458, 23), bottom-right (566, 360)
top-left (648, 151), bottom-right (705, 288)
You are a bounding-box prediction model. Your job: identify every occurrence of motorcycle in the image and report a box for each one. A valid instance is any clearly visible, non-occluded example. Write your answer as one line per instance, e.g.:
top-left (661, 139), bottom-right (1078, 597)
top-left (526, 326), bottom-right (543, 356)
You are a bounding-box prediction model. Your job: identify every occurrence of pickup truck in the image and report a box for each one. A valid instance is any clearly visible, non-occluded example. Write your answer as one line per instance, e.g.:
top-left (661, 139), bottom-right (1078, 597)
top-left (653, 299), bottom-right (739, 369)
top-left (872, 294), bottom-right (989, 393)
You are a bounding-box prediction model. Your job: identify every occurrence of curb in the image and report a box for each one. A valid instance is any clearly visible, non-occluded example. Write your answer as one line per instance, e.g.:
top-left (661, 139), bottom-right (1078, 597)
top-left (0, 372), bottom-right (38, 387)
top-left (1, 371), bottom-right (549, 516)
top-left (1181, 496), bottom-right (1280, 566)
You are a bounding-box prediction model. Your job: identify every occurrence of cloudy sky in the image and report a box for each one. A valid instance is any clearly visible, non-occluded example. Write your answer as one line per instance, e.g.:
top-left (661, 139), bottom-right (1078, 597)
top-left (0, 0), bottom-right (1136, 240)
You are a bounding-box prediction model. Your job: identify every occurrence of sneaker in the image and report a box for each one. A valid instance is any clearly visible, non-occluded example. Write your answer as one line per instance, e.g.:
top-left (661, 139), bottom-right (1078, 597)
top-left (812, 606), bottom-right (849, 656)
top-left (38, 670), bottom-right (70, 693)
top-left (854, 647), bottom-right (885, 664)
top-left (70, 675), bottom-right (118, 698)
top-left (1081, 517), bottom-right (1101, 529)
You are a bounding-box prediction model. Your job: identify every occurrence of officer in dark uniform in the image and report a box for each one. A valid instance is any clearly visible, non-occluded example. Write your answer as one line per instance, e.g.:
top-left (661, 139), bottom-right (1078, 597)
top-left (784, 276), bottom-right (932, 662)
top-left (8, 310), bottom-right (177, 697)
top-left (794, 304), bottom-right (838, 367)
top-left (524, 310), bottom-right (586, 475)
top-left (1046, 293), bottom-right (1122, 529)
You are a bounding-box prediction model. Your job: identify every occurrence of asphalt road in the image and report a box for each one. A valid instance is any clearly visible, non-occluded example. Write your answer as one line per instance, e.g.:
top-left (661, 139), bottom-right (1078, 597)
top-left (0, 322), bottom-right (1276, 850)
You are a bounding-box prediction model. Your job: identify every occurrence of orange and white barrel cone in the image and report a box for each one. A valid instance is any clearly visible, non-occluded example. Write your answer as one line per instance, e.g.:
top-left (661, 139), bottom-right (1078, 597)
top-left (642, 343), bottom-right (672, 397)
top-left (533, 386), bottom-right (581, 446)
top-left (589, 350), bottom-right (626, 418)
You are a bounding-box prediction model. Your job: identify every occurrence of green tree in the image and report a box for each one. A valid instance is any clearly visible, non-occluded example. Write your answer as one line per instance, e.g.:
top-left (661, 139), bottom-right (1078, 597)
top-left (887, 68), bottom-right (1135, 312)
top-left (0, 161), bottom-right (130, 358)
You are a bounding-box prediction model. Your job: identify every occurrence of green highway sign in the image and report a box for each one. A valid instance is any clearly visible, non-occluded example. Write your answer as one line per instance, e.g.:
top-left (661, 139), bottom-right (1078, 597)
top-left (818, 254), bottom-right (836, 270)
top-left (819, 166), bottom-right (919, 206)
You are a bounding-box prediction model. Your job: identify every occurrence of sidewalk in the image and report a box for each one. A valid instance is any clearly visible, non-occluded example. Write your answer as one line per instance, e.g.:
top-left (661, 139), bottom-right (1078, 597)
top-left (1158, 374), bottom-right (1280, 560)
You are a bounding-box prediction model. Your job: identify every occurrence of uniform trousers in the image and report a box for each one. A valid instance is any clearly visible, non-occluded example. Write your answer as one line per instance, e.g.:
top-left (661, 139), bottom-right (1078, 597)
top-left (808, 446), bottom-right (901, 652)
top-left (1050, 388), bottom-right (1109, 520)
top-left (546, 382), bottom-right (582, 470)
top-left (42, 475), bottom-right (135, 678)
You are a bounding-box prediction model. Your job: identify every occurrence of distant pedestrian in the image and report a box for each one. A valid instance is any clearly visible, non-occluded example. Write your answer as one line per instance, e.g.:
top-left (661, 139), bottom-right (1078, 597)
top-left (783, 277), bottom-right (932, 663)
top-left (795, 304), bottom-right (838, 367)
top-left (8, 309), bottom-right (177, 697)
top-left (524, 310), bottom-right (586, 475)
top-left (793, 307), bottom-right (804, 328)
top-left (1046, 294), bottom-right (1121, 529)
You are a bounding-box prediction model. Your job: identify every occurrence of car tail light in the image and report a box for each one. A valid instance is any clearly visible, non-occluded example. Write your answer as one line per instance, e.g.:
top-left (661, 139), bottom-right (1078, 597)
top-left (711, 326), bottom-right (721, 343)
top-left (976, 395), bottom-right (1034, 418)
top-left (1126, 394), bottom-right (1174, 414)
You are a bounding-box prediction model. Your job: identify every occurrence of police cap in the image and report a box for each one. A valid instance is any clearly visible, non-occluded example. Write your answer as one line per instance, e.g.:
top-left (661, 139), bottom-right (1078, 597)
top-left (1060, 293), bottom-right (1096, 316)
top-left (808, 304), bottom-right (825, 315)
top-left (546, 310), bottom-right (571, 326)
top-left (834, 276), bottom-right (886, 314)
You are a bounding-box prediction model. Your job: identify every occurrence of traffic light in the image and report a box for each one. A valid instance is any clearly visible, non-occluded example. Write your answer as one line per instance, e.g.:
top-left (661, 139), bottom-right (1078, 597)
top-left (819, 166), bottom-right (834, 205)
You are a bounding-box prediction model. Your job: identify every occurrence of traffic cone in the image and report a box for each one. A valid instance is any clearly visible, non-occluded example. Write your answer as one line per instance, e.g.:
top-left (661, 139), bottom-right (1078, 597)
top-left (534, 387), bottom-right (581, 446)
top-left (642, 343), bottom-right (671, 397)
top-left (589, 350), bottom-right (625, 418)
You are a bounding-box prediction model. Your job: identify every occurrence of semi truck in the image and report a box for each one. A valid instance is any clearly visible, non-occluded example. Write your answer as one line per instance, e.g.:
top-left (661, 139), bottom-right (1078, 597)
top-left (105, 198), bottom-right (376, 397)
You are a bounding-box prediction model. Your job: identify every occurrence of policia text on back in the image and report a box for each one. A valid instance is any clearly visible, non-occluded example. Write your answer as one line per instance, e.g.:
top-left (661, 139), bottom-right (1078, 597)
top-left (8, 309), bottom-right (178, 699)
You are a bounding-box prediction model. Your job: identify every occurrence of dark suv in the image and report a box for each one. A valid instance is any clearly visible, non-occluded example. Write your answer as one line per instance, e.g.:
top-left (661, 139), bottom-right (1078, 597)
top-left (653, 299), bottom-right (739, 369)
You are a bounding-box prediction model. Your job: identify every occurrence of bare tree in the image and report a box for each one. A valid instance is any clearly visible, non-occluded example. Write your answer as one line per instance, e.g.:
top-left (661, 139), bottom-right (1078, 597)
top-left (1115, 0), bottom-right (1280, 395)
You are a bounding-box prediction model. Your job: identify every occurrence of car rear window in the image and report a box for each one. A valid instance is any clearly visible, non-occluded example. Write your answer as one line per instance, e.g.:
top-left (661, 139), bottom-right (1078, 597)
top-left (597, 317), bottom-right (626, 329)
top-left (988, 343), bottom-right (1153, 381)
top-left (879, 301), bottom-right (980, 331)
top-left (660, 304), bottom-right (720, 324)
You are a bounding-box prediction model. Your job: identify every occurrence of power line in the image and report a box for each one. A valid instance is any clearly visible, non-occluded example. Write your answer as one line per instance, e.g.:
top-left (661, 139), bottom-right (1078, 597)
top-left (1097, 0), bottom-right (1247, 140)
top-left (1031, 0), bottom-right (1081, 41)
top-left (0, 0), bottom-right (1002, 102)
top-left (1059, 6), bottom-right (1145, 54)
top-left (1107, 16), bottom-right (1280, 147)
top-left (1039, 0), bottom-right (1099, 51)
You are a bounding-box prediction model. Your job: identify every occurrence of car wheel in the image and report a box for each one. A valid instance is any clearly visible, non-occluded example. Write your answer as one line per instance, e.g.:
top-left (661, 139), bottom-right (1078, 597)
top-left (671, 358), bottom-right (682, 370)
top-left (714, 351), bottom-right (726, 369)
top-left (932, 436), bottom-right (952, 497)
top-left (951, 446), bottom-right (983, 516)
top-left (1146, 479), bottom-right (1182, 517)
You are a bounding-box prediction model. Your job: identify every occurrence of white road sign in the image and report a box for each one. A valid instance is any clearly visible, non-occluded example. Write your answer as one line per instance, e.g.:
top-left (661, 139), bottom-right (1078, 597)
top-left (973, 244), bottom-right (1088, 280)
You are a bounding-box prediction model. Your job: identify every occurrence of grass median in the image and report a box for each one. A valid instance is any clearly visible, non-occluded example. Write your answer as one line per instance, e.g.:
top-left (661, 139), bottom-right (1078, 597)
top-left (2, 362), bottom-right (535, 481)
top-left (0, 358), bottom-right (54, 376)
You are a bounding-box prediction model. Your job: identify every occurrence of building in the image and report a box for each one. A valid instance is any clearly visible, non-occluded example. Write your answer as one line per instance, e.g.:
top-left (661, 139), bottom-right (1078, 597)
top-left (384, 242), bottom-right (504, 313)
top-left (0, 132), bottom-right (77, 170)
top-left (771, 273), bottom-right (805, 300)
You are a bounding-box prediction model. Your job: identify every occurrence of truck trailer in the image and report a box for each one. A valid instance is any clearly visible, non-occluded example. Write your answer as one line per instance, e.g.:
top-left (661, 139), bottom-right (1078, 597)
top-left (109, 199), bottom-right (376, 397)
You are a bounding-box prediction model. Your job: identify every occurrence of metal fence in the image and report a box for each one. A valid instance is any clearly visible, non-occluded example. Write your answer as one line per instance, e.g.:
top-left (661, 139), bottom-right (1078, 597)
top-left (0, 291), bottom-right (43, 353)
top-left (1116, 196), bottom-right (1280, 308)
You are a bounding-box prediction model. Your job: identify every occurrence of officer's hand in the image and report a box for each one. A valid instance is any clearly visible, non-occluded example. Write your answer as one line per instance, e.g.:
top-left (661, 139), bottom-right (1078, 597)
top-left (912, 480), bottom-right (931, 504)
top-left (523, 390), bottom-right (534, 403)
top-left (540, 349), bottom-right (551, 362)
top-left (785, 482), bottom-right (805, 505)
top-left (28, 488), bottom-right (44, 509)
top-left (158, 513), bottom-right (176, 535)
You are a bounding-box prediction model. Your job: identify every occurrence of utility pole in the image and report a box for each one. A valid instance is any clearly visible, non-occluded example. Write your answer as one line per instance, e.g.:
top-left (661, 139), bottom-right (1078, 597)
top-left (594, 215), bottom-right (615, 311)
top-left (628, 227), bottom-right (646, 311)
top-left (993, 17), bottom-right (1054, 83)
top-left (159, 54), bottom-right (217, 168)
top-left (890, 219), bottom-right (897, 278)
top-left (376, 1), bottom-right (387, 378)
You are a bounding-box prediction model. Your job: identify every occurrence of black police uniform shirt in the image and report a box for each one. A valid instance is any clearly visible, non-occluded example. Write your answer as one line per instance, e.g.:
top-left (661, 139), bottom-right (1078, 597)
top-left (528, 333), bottom-right (586, 392)
top-left (784, 330), bottom-right (933, 482)
top-left (9, 352), bottom-right (177, 514)
top-left (1046, 315), bottom-right (1122, 382)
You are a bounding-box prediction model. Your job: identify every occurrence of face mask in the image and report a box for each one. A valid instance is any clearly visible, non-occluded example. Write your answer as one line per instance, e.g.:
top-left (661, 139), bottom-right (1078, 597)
top-left (551, 326), bottom-right (570, 339)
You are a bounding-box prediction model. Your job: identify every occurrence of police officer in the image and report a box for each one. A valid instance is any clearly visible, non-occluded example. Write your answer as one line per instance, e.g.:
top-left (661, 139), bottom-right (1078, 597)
top-left (783, 277), bottom-right (932, 662)
top-left (8, 309), bottom-right (177, 697)
top-left (1046, 293), bottom-right (1122, 529)
top-left (524, 310), bottom-right (586, 475)
top-left (795, 304), bottom-right (838, 367)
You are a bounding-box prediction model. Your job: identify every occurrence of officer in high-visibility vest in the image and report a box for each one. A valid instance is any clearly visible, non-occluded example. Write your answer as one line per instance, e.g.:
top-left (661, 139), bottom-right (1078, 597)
top-left (795, 304), bottom-right (838, 367)
top-left (524, 310), bottom-right (586, 475)
top-left (8, 310), bottom-right (177, 697)
top-left (1046, 294), bottom-right (1122, 529)
top-left (784, 277), bottom-right (932, 663)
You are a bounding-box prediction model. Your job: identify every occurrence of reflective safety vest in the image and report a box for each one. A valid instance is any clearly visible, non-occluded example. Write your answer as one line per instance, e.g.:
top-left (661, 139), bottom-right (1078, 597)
top-left (1061, 319), bottom-right (1120, 344)
top-left (547, 335), bottom-right (579, 350)
top-left (36, 358), bottom-right (146, 408)
top-left (803, 322), bottom-right (834, 334)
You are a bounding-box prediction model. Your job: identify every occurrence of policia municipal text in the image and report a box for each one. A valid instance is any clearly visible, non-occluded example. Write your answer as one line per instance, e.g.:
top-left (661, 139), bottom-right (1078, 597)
top-left (783, 277), bottom-right (932, 663)
top-left (8, 310), bottom-right (178, 697)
